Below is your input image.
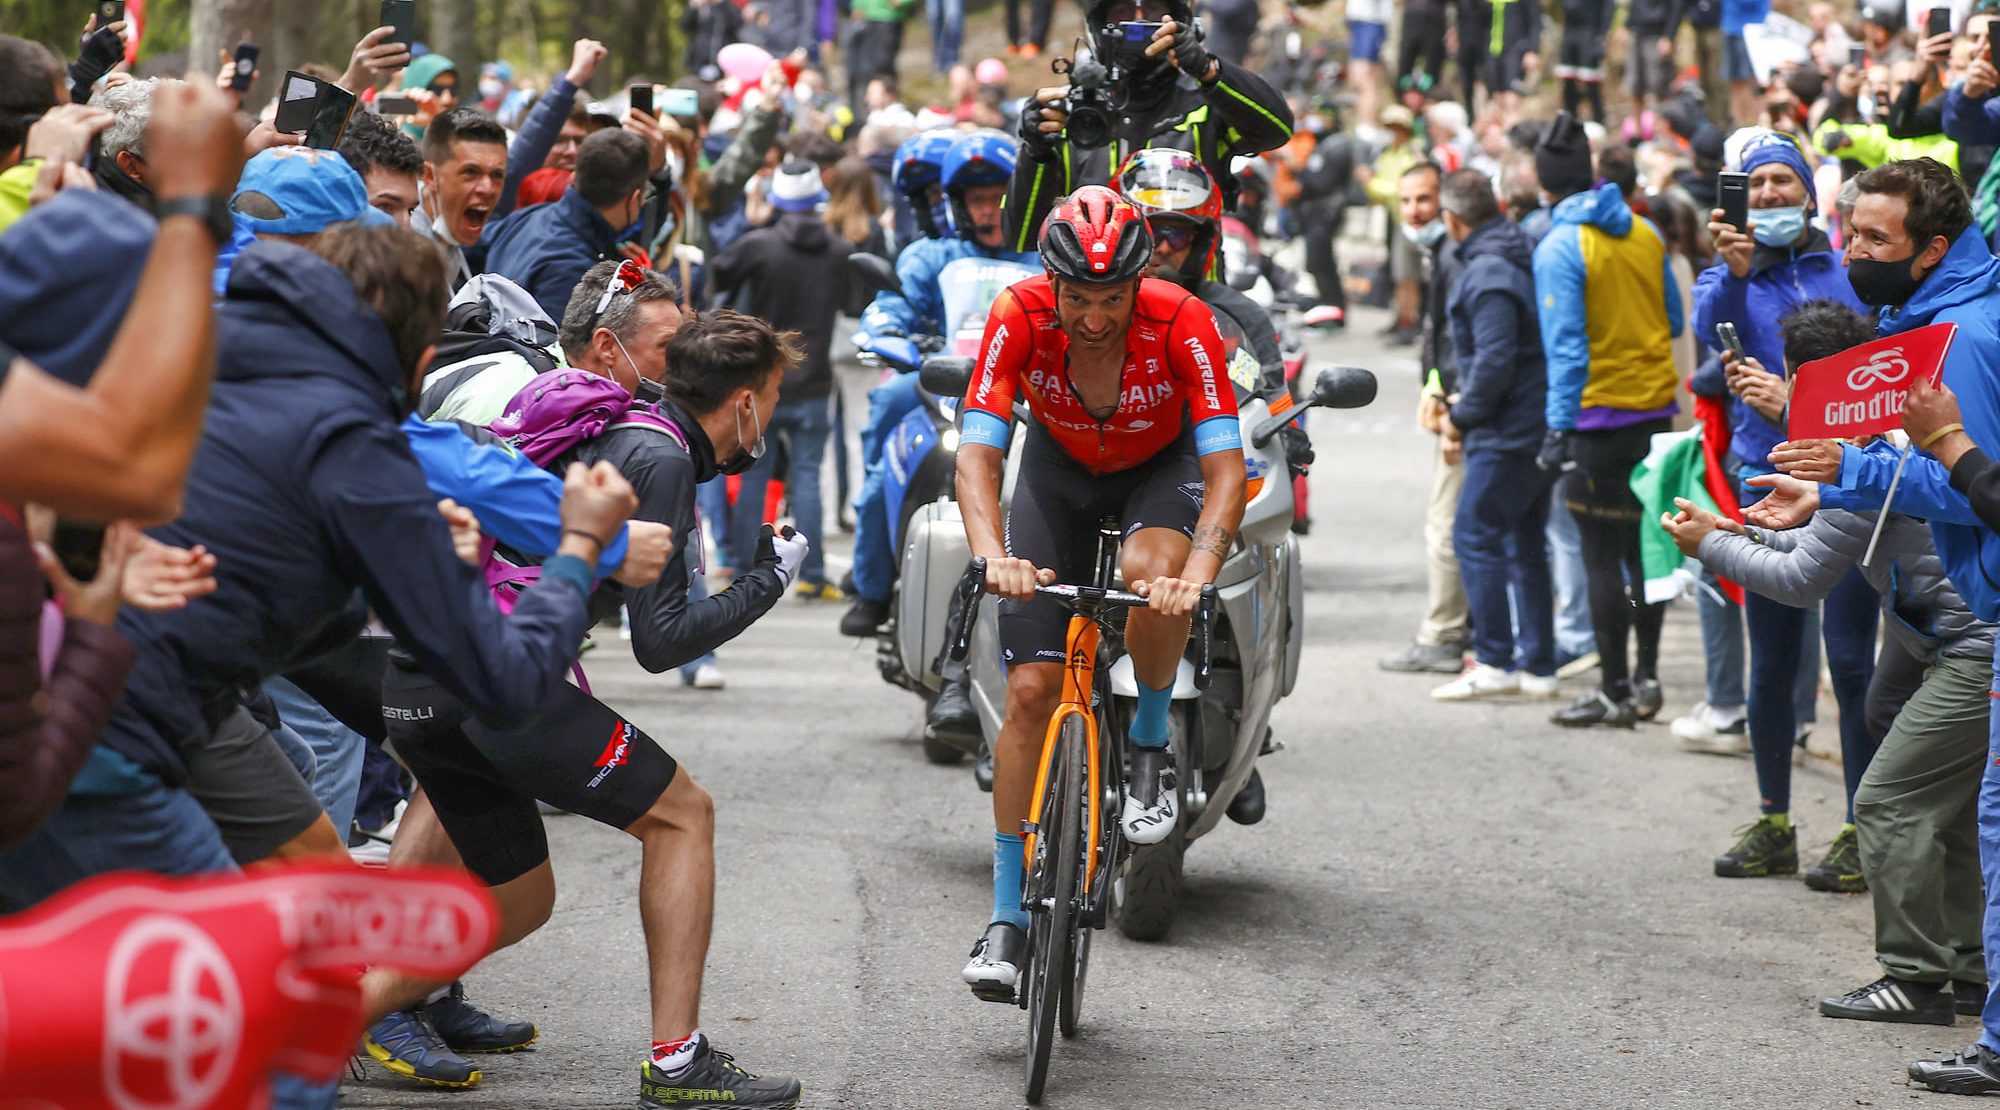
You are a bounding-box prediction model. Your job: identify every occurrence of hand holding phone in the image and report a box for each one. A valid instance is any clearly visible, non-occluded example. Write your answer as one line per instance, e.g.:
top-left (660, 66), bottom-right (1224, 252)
top-left (1929, 4), bottom-right (1954, 40)
top-left (380, 0), bottom-right (417, 47)
top-left (1718, 171), bottom-right (1750, 232)
top-left (231, 43), bottom-right (260, 93)
top-left (95, 1), bottom-right (125, 29)
top-left (629, 84), bottom-right (654, 118)
top-left (659, 87), bottom-right (700, 118)
top-left (1716, 321), bottom-right (1743, 363)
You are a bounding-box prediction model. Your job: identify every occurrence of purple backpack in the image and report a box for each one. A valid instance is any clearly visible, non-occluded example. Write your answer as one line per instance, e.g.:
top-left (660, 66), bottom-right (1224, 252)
top-left (488, 369), bottom-right (684, 465)
top-left (478, 371), bottom-right (691, 692)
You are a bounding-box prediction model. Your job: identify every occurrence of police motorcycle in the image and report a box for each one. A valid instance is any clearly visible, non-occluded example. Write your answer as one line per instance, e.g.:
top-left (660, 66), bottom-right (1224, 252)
top-left (847, 132), bottom-right (1042, 764)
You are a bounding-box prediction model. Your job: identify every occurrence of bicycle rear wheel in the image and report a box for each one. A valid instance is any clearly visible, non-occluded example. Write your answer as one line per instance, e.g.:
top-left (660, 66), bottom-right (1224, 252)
top-left (1025, 714), bottom-right (1086, 1103)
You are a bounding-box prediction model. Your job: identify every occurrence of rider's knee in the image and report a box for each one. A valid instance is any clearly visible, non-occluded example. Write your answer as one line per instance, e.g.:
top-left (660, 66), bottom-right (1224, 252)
top-left (1006, 666), bottom-right (1063, 718)
top-left (1121, 546), bottom-right (1180, 590)
top-left (633, 773), bottom-right (714, 840)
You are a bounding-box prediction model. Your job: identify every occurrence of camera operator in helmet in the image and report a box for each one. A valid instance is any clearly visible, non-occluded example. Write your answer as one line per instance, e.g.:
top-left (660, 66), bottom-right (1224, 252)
top-left (1002, 0), bottom-right (1294, 252)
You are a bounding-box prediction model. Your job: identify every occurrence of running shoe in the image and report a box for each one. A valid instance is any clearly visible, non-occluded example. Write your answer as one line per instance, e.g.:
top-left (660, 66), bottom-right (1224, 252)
top-left (1518, 674), bottom-right (1561, 699)
top-left (1673, 701), bottom-right (1749, 755)
top-left (1910, 1045), bottom-right (2000, 1095)
top-left (1803, 825), bottom-right (1867, 893)
top-left (1555, 651), bottom-right (1600, 679)
top-left (1632, 678), bottom-right (1664, 721)
top-left (962, 921), bottom-right (1027, 1003)
top-left (793, 580), bottom-right (845, 602)
top-left (1122, 747), bottom-right (1179, 845)
top-left (682, 663), bottom-right (727, 690)
top-left (640, 1040), bottom-right (802, 1108)
top-left (1378, 641), bottom-right (1465, 674)
top-left (1551, 691), bottom-right (1636, 729)
top-left (363, 1010), bottom-right (480, 1088)
top-left (1819, 976), bottom-right (1954, 1025)
top-left (1714, 815), bottom-right (1798, 878)
top-left (424, 981), bottom-right (538, 1053)
top-left (1431, 663), bottom-right (1519, 701)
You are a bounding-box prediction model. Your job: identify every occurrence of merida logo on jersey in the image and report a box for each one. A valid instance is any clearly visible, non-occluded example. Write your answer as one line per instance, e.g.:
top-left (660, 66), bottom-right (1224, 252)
top-left (1183, 336), bottom-right (1220, 408)
top-left (588, 722), bottom-right (637, 789)
top-left (977, 324), bottom-right (1010, 403)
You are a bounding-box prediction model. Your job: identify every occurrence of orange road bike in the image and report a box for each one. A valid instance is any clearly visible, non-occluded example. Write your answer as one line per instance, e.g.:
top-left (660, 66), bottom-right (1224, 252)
top-left (951, 520), bottom-right (1215, 1103)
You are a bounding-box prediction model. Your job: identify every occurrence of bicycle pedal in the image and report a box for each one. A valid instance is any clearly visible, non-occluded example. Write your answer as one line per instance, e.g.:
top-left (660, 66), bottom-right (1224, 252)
top-left (970, 984), bottom-right (1018, 1005)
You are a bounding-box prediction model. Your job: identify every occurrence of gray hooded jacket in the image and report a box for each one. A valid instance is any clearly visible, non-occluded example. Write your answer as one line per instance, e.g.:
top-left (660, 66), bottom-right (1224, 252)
top-left (1696, 509), bottom-right (1996, 663)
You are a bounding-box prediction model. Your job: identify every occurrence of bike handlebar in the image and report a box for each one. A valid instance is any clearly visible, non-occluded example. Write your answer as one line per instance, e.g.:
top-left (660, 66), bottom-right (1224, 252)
top-left (948, 557), bottom-right (1216, 690)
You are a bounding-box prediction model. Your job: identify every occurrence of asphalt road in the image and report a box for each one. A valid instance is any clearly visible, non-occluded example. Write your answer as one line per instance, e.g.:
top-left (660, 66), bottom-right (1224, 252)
top-left (346, 310), bottom-right (1968, 1109)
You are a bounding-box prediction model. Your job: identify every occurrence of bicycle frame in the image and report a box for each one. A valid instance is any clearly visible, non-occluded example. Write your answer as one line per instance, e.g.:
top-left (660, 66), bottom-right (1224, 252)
top-left (1022, 612), bottom-right (1106, 891)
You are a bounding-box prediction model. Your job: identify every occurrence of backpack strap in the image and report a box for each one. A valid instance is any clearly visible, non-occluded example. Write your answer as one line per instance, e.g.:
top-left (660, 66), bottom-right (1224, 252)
top-left (418, 358), bottom-right (503, 420)
top-left (607, 413), bottom-right (690, 453)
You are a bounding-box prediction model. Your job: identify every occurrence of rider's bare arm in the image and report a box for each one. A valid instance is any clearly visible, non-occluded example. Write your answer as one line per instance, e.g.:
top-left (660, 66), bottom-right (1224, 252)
top-left (1183, 450), bottom-right (1247, 586)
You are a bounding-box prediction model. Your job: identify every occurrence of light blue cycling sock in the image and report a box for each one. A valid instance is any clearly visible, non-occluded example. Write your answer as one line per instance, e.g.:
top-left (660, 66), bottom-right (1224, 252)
top-left (1130, 679), bottom-right (1172, 750)
top-left (992, 832), bottom-right (1030, 930)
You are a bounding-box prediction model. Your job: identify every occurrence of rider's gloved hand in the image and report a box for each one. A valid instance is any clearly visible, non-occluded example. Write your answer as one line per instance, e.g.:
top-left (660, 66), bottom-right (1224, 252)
top-left (756, 524), bottom-right (811, 588)
top-left (1279, 424), bottom-right (1314, 475)
top-left (1536, 429), bottom-right (1575, 475)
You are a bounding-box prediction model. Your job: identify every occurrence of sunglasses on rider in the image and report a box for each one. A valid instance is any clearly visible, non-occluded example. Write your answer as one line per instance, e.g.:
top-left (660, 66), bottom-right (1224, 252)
top-left (588, 259), bottom-right (648, 332)
top-left (1152, 224), bottom-right (1196, 251)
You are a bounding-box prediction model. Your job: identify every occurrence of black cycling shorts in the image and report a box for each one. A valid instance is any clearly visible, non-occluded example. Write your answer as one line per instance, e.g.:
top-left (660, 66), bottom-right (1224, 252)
top-left (999, 424), bottom-right (1204, 666)
top-left (380, 660), bottom-right (678, 886)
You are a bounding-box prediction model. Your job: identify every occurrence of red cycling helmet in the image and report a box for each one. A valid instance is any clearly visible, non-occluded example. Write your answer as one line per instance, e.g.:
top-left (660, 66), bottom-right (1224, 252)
top-left (1040, 185), bottom-right (1153, 285)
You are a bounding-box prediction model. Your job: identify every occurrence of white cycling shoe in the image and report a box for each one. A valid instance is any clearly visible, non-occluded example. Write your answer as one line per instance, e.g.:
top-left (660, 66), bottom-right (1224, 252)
top-left (1121, 748), bottom-right (1179, 846)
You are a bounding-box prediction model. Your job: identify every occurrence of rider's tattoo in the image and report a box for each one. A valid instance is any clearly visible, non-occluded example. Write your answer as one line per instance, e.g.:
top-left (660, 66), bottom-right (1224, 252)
top-left (1192, 524), bottom-right (1232, 560)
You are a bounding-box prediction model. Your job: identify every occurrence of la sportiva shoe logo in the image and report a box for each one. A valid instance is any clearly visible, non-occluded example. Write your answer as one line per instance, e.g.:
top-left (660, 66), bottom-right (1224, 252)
top-left (589, 722), bottom-right (638, 789)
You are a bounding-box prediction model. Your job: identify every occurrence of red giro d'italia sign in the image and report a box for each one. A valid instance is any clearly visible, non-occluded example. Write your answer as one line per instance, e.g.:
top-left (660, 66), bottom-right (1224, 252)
top-left (0, 865), bottom-right (497, 1109)
top-left (1788, 322), bottom-right (1956, 440)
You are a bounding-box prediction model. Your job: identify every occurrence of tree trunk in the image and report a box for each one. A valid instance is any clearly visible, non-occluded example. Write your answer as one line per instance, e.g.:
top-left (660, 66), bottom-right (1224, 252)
top-left (189, 0), bottom-right (271, 99)
top-left (429, 0), bottom-right (481, 70)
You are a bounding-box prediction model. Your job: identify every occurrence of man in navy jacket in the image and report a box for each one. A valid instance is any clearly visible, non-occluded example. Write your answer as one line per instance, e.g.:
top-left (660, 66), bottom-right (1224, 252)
top-left (0, 228), bottom-right (637, 910)
top-left (1433, 169), bottom-right (1556, 702)
top-left (485, 129), bottom-right (652, 322)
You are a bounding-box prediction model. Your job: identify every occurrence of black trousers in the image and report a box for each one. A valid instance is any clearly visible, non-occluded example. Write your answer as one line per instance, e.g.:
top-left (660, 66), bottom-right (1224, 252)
top-left (1563, 419), bottom-right (1672, 697)
top-left (1007, 0), bottom-right (1055, 48)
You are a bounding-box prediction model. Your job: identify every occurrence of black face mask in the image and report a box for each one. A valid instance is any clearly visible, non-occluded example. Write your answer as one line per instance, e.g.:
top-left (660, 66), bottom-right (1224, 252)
top-left (1849, 250), bottom-right (1928, 308)
top-left (715, 396), bottom-right (767, 476)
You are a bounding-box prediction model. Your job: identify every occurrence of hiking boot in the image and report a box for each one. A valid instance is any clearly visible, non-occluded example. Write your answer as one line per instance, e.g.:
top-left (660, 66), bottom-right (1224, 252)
top-left (1122, 747), bottom-right (1179, 845)
top-left (1632, 678), bottom-right (1664, 721)
top-left (1714, 815), bottom-right (1798, 878)
top-left (1551, 691), bottom-right (1637, 729)
top-left (1803, 825), bottom-right (1867, 893)
top-left (639, 1040), bottom-right (802, 1109)
top-left (424, 981), bottom-right (537, 1054)
top-left (925, 675), bottom-right (979, 752)
top-left (363, 1010), bottom-right (480, 1088)
top-left (1911, 1045), bottom-right (2000, 1096)
top-left (961, 921), bottom-right (1027, 1003)
top-left (1430, 663), bottom-right (1519, 701)
top-left (839, 597), bottom-right (889, 637)
top-left (1378, 641), bottom-right (1464, 674)
top-left (1956, 981), bottom-right (1988, 1016)
top-left (1819, 975), bottom-right (1954, 1025)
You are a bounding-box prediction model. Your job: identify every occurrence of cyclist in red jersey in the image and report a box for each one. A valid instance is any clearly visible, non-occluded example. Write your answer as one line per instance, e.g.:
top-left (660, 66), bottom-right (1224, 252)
top-left (956, 185), bottom-right (1246, 1000)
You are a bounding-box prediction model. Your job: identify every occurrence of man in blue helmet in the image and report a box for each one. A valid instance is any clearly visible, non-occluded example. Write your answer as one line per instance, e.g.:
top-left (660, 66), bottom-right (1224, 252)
top-left (888, 128), bottom-right (958, 247)
top-left (843, 131), bottom-right (1040, 740)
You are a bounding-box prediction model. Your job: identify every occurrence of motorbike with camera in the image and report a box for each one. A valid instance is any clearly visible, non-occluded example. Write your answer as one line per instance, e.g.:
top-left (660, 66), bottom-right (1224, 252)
top-left (901, 356), bottom-right (1378, 938)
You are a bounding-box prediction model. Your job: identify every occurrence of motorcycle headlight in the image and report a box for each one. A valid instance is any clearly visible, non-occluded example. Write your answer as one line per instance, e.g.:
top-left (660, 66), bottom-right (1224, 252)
top-left (941, 427), bottom-right (961, 453)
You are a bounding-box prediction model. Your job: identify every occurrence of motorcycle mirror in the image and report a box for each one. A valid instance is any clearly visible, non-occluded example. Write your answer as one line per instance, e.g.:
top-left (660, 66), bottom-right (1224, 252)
top-left (918, 356), bottom-right (975, 398)
top-left (1312, 366), bottom-right (1377, 410)
top-left (1227, 267), bottom-right (1258, 292)
top-left (848, 252), bottom-right (899, 296)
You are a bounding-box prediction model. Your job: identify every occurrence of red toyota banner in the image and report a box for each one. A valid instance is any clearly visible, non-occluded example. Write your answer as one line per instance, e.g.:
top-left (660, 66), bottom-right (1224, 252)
top-left (0, 865), bottom-right (498, 1109)
top-left (1788, 322), bottom-right (1956, 440)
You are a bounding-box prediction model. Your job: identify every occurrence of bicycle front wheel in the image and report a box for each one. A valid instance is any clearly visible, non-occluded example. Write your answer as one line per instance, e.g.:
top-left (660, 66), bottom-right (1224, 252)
top-left (1025, 713), bottom-right (1087, 1103)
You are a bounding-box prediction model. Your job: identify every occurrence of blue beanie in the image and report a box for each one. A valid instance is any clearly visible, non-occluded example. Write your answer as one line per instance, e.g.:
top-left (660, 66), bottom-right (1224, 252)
top-left (1738, 132), bottom-right (1816, 205)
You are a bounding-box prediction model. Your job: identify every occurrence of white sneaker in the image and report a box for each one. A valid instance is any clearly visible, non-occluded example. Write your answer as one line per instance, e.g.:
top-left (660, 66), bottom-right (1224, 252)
top-left (1673, 701), bottom-right (1750, 755)
top-left (1430, 664), bottom-right (1521, 701)
top-left (1121, 749), bottom-right (1179, 845)
top-left (684, 663), bottom-right (727, 690)
top-left (1556, 651), bottom-right (1601, 680)
top-left (1518, 673), bottom-right (1561, 699)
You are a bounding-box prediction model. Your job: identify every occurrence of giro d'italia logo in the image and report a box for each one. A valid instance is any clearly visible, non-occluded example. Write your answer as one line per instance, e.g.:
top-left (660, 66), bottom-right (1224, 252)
top-left (102, 915), bottom-right (243, 1110)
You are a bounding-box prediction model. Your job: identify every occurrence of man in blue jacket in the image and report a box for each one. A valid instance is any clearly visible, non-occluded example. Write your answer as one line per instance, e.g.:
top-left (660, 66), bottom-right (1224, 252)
top-left (1692, 131), bottom-right (1872, 885)
top-left (1777, 157), bottom-right (2000, 1095)
top-left (0, 226), bottom-right (636, 913)
top-left (1430, 170), bottom-right (1555, 702)
top-left (485, 129), bottom-right (652, 322)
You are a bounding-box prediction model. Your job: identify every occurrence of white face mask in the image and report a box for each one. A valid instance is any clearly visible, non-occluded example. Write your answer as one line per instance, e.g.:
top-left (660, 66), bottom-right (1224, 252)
top-left (1403, 219), bottom-right (1448, 248)
top-left (610, 333), bottom-right (664, 401)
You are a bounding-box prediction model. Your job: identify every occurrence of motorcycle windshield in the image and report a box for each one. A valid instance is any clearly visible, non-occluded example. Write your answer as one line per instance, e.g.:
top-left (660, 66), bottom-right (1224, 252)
top-left (1207, 309), bottom-right (1266, 407)
top-left (940, 257), bottom-right (1042, 358)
